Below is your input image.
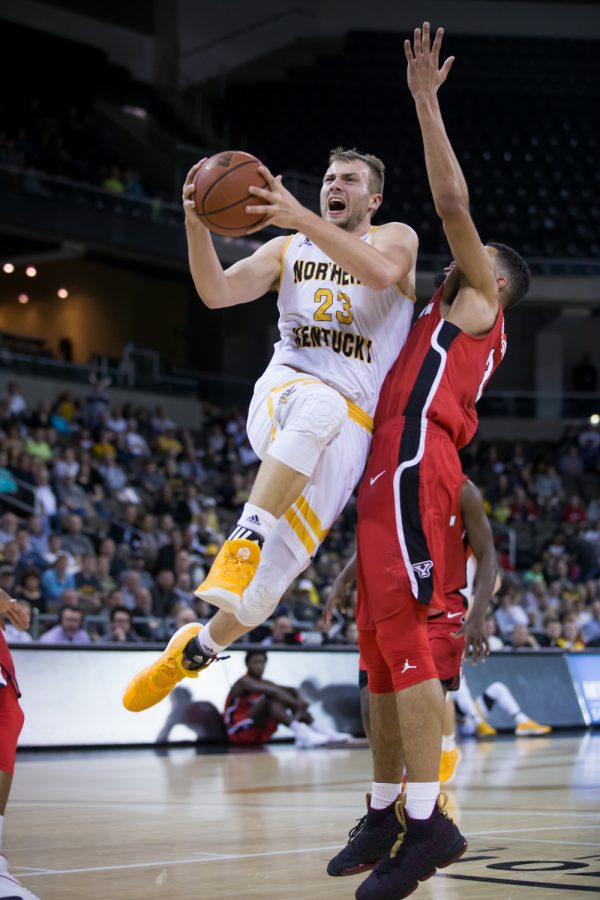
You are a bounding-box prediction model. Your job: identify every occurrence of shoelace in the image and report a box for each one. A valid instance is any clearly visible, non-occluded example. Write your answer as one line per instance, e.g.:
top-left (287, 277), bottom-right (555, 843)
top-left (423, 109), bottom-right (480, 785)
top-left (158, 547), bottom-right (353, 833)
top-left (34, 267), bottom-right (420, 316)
top-left (377, 792), bottom-right (452, 874)
top-left (347, 813), bottom-right (368, 842)
top-left (217, 550), bottom-right (257, 582)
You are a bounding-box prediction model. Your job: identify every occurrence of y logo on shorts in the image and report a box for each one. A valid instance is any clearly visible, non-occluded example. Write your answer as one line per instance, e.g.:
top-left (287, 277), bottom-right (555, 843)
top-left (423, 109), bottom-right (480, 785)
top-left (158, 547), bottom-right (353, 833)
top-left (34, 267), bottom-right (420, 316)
top-left (412, 560), bottom-right (433, 579)
top-left (401, 659), bottom-right (416, 674)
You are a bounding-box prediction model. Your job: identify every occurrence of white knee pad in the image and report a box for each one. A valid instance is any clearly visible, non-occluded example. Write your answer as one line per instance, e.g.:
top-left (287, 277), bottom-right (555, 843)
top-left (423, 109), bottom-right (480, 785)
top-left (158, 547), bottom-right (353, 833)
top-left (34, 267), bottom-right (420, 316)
top-left (235, 560), bottom-right (291, 628)
top-left (268, 384), bottom-right (348, 476)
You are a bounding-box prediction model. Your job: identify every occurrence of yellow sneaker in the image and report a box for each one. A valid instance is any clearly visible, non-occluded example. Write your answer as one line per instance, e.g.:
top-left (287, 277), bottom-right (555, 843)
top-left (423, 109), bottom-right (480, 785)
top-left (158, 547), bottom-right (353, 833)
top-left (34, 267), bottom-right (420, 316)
top-left (475, 720), bottom-right (497, 738)
top-left (440, 747), bottom-right (462, 784)
top-left (194, 539), bottom-right (260, 613)
top-left (515, 719), bottom-right (552, 736)
top-left (123, 623), bottom-right (204, 712)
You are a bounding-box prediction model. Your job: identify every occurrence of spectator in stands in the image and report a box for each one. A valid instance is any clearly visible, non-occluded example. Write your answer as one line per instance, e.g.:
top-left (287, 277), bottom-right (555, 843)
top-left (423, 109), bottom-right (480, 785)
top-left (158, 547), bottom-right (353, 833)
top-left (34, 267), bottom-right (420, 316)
top-left (168, 605), bottom-right (197, 638)
top-left (102, 165), bottom-right (124, 194)
top-left (562, 495), bottom-right (587, 526)
top-left (123, 549), bottom-right (154, 590)
top-left (102, 606), bottom-right (142, 643)
top-left (40, 604), bottom-right (90, 644)
top-left (120, 570), bottom-right (142, 610)
top-left (98, 452), bottom-right (127, 493)
top-left (26, 515), bottom-right (48, 558)
top-left (558, 615), bottom-right (585, 650)
top-left (260, 616), bottom-right (294, 646)
top-left (53, 447), bottom-right (79, 481)
top-left (292, 579), bottom-right (322, 625)
top-left (96, 553), bottom-right (116, 596)
top-left (125, 419), bottom-right (150, 457)
top-left (131, 588), bottom-right (165, 641)
top-left (0, 566), bottom-right (17, 603)
top-left (61, 514), bottom-right (94, 559)
top-left (74, 553), bottom-right (102, 613)
top-left (0, 513), bottom-right (19, 547)
top-left (56, 473), bottom-right (88, 516)
top-left (0, 382), bottom-right (27, 419)
top-left (33, 466), bottom-right (58, 522)
top-left (40, 554), bottom-right (76, 607)
top-left (14, 567), bottom-right (44, 613)
top-left (581, 600), bottom-right (600, 645)
top-left (572, 353), bottom-right (597, 392)
top-left (494, 586), bottom-right (529, 638)
top-left (510, 622), bottom-right (540, 650)
top-left (558, 445), bottom-right (584, 478)
top-left (537, 615), bottom-right (563, 648)
top-left (109, 503), bottom-right (139, 548)
top-left (483, 611), bottom-right (504, 650)
top-left (151, 570), bottom-right (180, 617)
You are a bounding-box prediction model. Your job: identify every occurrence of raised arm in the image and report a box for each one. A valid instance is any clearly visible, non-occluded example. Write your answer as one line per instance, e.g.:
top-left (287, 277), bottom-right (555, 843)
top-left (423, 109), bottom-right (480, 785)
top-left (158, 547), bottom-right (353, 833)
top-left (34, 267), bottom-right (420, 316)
top-left (183, 161), bottom-right (286, 309)
top-left (405, 24), bottom-right (497, 308)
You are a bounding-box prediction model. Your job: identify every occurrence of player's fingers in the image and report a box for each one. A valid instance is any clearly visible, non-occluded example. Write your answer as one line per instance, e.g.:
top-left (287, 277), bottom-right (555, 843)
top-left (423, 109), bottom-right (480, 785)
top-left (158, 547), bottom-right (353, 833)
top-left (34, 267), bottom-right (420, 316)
top-left (185, 159), bottom-right (205, 184)
top-left (440, 56), bottom-right (455, 80)
top-left (414, 27), bottom-right (422, 55)
top-left (247, 185), bottom-right (273, 200)
top-left (257, 165), bottom-right (277, 187)
top-left (422, 21), bottom-right (431, 54)
top-left (245, 204), bottom-right (273, 215)
top-left (432, 26), bottom-right (444, 59)
top-left (404, 39), bottom-right (415, 63)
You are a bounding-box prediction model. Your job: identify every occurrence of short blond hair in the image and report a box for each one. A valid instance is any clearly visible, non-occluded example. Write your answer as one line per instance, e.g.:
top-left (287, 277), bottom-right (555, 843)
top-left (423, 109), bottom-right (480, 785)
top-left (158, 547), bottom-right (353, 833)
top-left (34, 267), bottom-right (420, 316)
top-left (328, 146), bottom-right (385, 194)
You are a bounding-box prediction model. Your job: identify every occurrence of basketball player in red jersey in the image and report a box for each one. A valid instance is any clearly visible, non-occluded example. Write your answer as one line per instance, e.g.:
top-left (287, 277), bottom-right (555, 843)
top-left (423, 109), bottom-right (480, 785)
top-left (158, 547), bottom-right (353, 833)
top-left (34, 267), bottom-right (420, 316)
top-left (349, 23), bottom-right (531, 900)
top-left (0, 589), bottom-right (40, 900)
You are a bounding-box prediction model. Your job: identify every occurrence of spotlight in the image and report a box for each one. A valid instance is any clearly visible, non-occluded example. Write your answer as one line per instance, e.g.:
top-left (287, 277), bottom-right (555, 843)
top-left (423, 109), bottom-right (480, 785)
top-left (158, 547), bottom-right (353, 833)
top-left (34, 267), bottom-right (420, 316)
top-left (25, 266), bottom-right (37, 278)
top-left (18, 294), bottom-right (29, 304)
top-left (2, 263), bottom-right (14, 274)
top-left (590, 414), bottom-right (600, 426)
top-left (57, 288), bottom-right (69, 299)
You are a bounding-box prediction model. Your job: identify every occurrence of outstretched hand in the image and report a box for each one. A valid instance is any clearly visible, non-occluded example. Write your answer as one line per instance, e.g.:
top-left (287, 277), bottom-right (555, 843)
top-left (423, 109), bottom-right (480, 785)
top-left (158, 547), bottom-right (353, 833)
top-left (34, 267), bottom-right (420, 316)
top-left (182, 159), bottom-right (208, 227)
top-left (0, 587), bottom-right (30, 631)
top-left (453, 615), bottom-right (489, 665)
top-left (404, 22), bottom-right (454, 99)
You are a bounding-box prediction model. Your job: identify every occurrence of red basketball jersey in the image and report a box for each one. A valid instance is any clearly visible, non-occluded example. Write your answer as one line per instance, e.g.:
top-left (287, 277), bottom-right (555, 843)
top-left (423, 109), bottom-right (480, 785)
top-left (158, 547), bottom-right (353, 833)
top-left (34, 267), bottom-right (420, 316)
top-left (374, 286), bottom-right (506, 448)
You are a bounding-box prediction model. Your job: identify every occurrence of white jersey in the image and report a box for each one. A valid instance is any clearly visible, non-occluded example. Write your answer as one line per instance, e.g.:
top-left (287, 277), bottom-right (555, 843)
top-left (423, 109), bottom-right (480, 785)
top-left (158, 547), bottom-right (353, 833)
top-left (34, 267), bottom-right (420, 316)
top-left (269, 227), bottom-right (414, 416)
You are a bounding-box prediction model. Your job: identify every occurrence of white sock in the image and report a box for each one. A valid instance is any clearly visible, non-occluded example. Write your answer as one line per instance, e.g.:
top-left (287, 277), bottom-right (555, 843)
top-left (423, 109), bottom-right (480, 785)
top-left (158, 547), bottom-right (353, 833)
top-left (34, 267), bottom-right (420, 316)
top-left (441, 732), bottom-right (456, 752)
top-left (370, 782), bottom-right (402, 810)
top-left (232, 503), bottom-right (277, 543)
top-left (194, 623), bottom-right (229, 657)
top-left (484, 681), bottom-right (522, 719)
top-left (515, 712), bottom-right (529, 725)
top-left (405, 782), bottom-right (440, 820)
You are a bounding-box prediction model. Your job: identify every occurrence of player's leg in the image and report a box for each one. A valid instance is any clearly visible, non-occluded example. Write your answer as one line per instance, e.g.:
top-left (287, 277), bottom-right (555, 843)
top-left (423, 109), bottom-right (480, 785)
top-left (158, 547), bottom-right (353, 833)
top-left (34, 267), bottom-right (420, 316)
top-left (123, 417), bottom-right (370, 712)
top-left (439, 694), bottom-right (462, 784)
top-left (327, 627), bottom-right (403, 878)
top-left (195, 368), bottom-right (349, 611)
top-left (0, 683), bottom-right (40, 900)
top-left (480, 681), bottom-right (551, 736)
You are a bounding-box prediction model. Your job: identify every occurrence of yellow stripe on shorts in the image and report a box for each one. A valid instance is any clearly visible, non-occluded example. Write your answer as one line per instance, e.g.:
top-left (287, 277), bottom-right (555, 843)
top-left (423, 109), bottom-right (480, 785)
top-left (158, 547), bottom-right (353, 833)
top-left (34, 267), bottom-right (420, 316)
top-left (295, 496), bottom-right (328, 543)
top-left (284, 507), bottom-right (316, 556)
top-left (346, 399), bottom-right (373, 433)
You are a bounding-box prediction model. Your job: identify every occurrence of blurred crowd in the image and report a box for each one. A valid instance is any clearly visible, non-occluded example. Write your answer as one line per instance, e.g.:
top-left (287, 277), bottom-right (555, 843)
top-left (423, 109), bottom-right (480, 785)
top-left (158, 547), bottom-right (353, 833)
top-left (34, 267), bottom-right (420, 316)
top-left (0, 378), bottom-right (598, 652)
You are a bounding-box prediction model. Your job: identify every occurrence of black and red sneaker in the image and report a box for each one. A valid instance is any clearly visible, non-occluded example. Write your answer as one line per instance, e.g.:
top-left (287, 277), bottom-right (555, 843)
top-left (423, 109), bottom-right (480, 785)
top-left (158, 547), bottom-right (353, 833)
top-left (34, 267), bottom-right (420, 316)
top-left (327, 795), bottom-right (401, 877)
top-left (355, 794), bottom-right (467, 899)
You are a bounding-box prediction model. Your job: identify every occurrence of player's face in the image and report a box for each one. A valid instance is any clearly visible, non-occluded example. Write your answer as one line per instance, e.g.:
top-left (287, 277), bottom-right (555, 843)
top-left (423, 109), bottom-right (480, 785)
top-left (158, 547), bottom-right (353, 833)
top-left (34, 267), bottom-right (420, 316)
top-left (247, 655), bottom-right (267, 678)
top-left (320, 161), bottom-right (380, 232)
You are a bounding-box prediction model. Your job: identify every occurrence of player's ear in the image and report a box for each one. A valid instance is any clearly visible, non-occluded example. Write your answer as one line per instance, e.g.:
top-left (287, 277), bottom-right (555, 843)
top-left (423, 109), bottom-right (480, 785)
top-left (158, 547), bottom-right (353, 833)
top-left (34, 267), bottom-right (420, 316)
top-left (369, 193), bottom-right (383, 213)
top-left (497, 275), bottom-right (507, 290)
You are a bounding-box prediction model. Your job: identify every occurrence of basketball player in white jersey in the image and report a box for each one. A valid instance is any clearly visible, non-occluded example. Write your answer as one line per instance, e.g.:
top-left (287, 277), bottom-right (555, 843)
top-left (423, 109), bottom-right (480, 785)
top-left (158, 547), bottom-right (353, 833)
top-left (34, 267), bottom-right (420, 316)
top-left (124, 148), bottom-right (418, 712)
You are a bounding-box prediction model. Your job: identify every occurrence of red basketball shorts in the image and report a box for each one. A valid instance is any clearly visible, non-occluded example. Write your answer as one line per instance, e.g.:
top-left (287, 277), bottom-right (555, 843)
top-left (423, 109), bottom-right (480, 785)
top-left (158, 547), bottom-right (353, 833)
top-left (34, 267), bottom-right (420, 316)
top-left (356, 417), bottom-right (463, 692)
top-left (0, 679), bottom-right (25, 776)
top-left (227, 717), bottom-right (278, 746)
top-left (428, 592), bottom-right (467, 690)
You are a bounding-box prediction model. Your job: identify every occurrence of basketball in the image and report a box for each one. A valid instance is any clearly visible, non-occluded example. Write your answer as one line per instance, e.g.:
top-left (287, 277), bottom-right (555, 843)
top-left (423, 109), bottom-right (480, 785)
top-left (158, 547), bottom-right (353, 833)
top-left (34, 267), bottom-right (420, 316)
top-left (192, 151), bottom-right (269, 236)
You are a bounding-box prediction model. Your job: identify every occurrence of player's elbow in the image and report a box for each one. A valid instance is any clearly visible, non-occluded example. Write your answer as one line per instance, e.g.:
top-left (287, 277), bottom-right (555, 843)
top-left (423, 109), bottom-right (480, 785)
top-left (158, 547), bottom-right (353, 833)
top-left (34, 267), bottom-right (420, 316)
top-left (368, 263), bottom-right (401, 292)
top-left (435, 193), bottom-right (469, 219)
top-left (197, 291), bottom-right (224, 310)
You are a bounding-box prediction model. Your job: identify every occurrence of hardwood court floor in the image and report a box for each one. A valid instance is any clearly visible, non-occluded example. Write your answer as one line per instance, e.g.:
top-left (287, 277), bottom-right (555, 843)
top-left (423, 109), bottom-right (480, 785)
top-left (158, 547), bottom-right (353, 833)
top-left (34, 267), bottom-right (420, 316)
top-left (7, 733), bottom-right (600, 899)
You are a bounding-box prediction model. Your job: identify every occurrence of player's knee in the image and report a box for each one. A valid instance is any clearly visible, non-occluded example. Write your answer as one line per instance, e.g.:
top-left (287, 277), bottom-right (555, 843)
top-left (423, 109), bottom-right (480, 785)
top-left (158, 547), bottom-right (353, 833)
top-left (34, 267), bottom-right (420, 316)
top-left (268, 385), bottom-right (348, 476)
top-left (482, 681), bottom-right (511, 707)
top-left (235, 561), bottom-right (290, 627)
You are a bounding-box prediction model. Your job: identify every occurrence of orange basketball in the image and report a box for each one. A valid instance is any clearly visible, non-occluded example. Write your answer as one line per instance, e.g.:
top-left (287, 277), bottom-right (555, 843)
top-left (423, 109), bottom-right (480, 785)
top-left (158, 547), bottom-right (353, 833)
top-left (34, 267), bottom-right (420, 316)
top-left (192, 151), bottom-right (269, 237)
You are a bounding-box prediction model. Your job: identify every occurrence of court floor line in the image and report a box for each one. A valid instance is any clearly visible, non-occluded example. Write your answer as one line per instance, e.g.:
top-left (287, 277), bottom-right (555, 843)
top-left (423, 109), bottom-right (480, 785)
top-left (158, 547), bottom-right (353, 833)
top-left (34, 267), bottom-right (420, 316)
top-left (16, 824), bottom-right (600, 880)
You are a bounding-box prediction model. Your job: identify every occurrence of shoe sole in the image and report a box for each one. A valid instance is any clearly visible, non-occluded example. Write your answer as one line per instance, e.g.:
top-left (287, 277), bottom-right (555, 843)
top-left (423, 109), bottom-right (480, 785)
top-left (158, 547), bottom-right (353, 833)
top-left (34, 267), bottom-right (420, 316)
top-left (194, 585), bottom-right (241, 614)
top-left (516, 728), bottom-right (551, 736)
top-left (403, 839), bottom-right (468, 897)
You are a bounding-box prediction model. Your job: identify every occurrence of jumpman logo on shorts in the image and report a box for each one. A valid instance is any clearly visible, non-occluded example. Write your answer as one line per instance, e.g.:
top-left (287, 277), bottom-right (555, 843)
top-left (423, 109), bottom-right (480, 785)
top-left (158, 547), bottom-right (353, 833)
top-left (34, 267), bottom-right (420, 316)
top-left (401, 659), bottom-right (416, 674)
